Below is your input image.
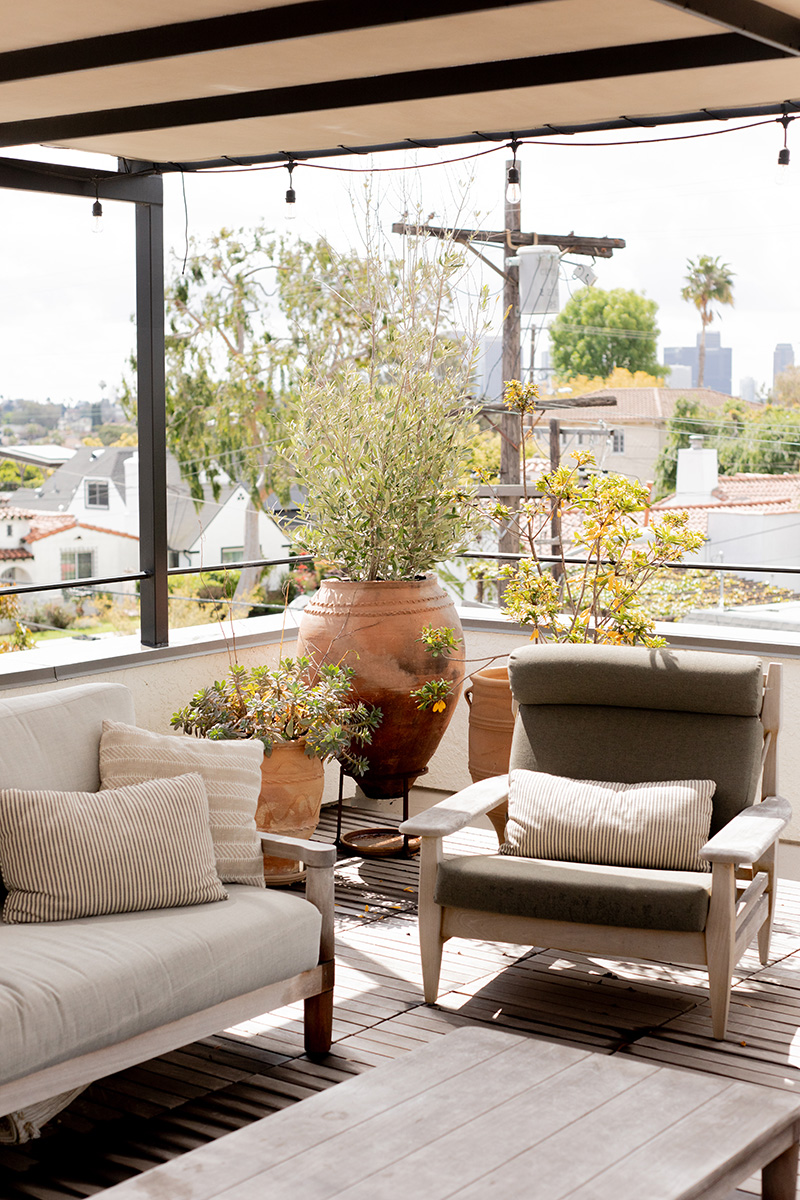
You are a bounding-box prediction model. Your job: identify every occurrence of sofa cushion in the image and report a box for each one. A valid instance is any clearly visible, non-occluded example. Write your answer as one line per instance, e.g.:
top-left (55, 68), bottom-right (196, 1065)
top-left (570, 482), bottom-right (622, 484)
top-left (0, 885), bottom-right (322, 1086)
top-left (501, 770), bottom-right (715, 872)
top-left (0, 774), bottom-right (227, 923)
top-left (0, 683), bottom-right (135, 793)
top-left (100, 721), bottom-right (265, 887)
top-left (434, 854), bottom-right (713, 932)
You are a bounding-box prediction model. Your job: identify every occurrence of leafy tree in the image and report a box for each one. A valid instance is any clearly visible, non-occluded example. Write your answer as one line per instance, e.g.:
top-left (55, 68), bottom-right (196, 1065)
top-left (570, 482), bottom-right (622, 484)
top-left (772, 365), bottom-right (800, 406)
top-left (0, 460), bottom-right (44, 491)
top-left (123, 215), bottom-right (478, 595)
top-left (548, 287), bottom-right (666, 382)
top-left (681, 254), bottom-right (735, 386)
top-left (653, 399), bottom-right (800, 497)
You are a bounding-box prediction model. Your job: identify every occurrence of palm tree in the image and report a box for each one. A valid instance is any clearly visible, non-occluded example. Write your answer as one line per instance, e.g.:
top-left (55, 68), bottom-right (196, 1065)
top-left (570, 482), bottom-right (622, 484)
top-left (681, 255), bottom-right (735, 387)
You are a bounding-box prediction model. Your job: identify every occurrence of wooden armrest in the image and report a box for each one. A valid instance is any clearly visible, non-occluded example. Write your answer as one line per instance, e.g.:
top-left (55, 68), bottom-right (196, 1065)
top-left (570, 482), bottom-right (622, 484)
top-left (399, 776), bottom-right (509, 839)
top-left (700, 795), bottom-right (792, 865)
top-left (257, 831), bottom-right (336, 868)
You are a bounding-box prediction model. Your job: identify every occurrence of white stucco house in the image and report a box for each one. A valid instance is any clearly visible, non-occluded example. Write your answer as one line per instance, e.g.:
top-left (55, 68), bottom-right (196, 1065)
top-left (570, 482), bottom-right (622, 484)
top-left (651, 439), bottom-right (800, 589)
top-left (7, 447), bottom-right (293, 589)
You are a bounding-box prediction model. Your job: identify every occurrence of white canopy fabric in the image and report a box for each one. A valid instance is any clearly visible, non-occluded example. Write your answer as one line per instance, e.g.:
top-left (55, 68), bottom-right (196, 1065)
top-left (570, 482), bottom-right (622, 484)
top-left (2, 1), bottom-right (800, 166)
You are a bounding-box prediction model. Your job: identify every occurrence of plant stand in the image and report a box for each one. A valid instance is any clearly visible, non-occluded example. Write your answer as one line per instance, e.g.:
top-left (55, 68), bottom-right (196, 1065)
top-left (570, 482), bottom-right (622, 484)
top-left (334, 764), bottom-right (425, 858)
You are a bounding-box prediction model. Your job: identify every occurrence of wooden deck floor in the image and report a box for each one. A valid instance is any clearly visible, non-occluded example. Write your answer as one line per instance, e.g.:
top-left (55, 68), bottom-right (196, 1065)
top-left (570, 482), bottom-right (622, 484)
top-left (4, 807), bottom-right (800, 1199)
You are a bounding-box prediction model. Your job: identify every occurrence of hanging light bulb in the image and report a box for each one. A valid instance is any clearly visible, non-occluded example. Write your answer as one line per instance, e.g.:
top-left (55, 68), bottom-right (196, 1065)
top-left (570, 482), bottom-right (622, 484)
top-left (505, 139), bottom-right (522, 205)
top-left (776, 114), bottom-right (792, 185)
top-left (506, 163), bottom-right (521, 205)
top-left (285, 161), bottom-right (297, 220)
top-left (91, 182), bottom-right (103, 234)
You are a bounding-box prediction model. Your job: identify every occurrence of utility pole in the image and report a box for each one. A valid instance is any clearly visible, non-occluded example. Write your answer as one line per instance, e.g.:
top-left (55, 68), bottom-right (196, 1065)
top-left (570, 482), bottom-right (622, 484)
top-left (392, 172), bottom-right (625, 580)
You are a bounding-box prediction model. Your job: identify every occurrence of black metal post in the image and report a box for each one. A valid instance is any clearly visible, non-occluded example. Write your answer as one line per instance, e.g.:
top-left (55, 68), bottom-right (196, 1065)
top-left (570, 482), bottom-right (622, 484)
top-left (135, 186), bottom-right (169, 647)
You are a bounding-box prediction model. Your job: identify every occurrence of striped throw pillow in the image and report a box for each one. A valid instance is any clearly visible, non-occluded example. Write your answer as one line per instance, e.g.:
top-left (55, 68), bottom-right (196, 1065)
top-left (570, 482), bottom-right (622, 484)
top-left (99, 721), bottom-right (265, 887)
top-left (0, 773), bottom-right (227, 923)
top-left (501, 770), bottom-right (716, 872)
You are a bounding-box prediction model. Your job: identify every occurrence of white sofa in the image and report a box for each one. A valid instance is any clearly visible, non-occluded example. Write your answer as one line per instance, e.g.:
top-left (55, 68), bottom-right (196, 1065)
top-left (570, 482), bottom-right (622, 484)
top-left (0, 682), bottom-right (335, 1140)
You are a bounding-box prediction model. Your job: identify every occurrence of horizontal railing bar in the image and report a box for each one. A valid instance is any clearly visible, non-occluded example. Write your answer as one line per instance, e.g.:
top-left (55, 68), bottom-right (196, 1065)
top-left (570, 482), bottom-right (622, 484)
top-left (457, 552), bottom-right (800, 576)
top-left (167, 555), bottom-right (313, 576)
top-left (0, 572), bottom-right (149, 597)
top-left (0, 556), bottom-right (314, 599)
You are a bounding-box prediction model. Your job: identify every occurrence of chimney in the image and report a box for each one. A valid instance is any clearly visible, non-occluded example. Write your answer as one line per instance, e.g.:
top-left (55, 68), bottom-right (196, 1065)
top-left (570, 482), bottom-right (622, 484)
top-left (675, 435), bottom-right (718, 501)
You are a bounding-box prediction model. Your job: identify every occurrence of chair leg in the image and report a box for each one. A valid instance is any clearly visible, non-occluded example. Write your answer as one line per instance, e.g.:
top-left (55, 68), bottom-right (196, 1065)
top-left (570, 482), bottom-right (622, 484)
top-left (418, 836), bottom-right (445, 1004)
top-left (756, 843), bottom-right (778, 966)
top-left (706, 862), bottom-right (736, 1040)
top-left (304, 989), bottom-right (333, 1057)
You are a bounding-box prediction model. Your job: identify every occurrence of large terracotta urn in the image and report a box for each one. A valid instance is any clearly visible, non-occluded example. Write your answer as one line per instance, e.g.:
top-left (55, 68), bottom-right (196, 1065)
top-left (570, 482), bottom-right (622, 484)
top-left (256, 740), bottom-right (325, 885)
top-left (296, 576), bottom-right (463, 800)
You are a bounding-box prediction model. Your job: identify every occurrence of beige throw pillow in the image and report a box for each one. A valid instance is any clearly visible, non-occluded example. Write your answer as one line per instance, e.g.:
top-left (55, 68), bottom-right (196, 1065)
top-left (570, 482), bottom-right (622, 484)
top-left (99, 721), bottom-right (265, 887)
top-left (501, 770), bottom-right (716, 872)
top-left (0, 773), bottom-right (227, 923)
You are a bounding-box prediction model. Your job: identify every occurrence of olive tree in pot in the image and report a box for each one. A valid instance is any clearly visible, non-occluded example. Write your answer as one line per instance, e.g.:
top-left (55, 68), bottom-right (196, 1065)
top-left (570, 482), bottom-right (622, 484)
top-left (286, 217), bottom-right (486, 799)
top-left (172, 656), bottom-right (380, 882)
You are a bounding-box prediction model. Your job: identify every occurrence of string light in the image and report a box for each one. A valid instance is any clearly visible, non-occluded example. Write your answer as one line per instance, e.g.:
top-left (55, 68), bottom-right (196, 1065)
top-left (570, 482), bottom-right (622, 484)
top-left (284, 161), bottom-right (296, 219)
top-left (505, 139), bottom-right (521, 205)
top-left (778, 113), bottom-right (792, 171)
top-left (91, 181), bottom-right (103, 233)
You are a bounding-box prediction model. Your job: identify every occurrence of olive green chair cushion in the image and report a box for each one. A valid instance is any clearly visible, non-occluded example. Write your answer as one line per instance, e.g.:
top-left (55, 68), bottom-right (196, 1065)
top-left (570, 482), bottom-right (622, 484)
top-left (434, 854), bottom-right (713, 932)
top-left (508, 644), bottom-right (764, 836)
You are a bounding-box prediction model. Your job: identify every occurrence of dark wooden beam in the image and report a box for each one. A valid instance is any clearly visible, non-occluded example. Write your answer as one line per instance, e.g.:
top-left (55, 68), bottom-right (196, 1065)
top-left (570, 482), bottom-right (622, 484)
top-left (0, 33), bottom-right (785, 149)
top-left (0, 0), bottom-right (542, 83)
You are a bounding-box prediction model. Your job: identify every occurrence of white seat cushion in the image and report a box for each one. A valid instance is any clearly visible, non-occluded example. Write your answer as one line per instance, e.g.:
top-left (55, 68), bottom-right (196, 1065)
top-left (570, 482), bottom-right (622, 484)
top-left (0, 886), bottom-right (321, 1085)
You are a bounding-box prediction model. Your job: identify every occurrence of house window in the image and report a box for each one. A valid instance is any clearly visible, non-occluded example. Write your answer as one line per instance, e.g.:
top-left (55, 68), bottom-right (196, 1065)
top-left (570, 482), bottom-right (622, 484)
top-left (168, 550), bottom-right (181, 569)
top-left (5, 524), bottom-right (11, 537)
top-left (221, 546), bottom-right (244, 565)
top-left (85, 480), bottom-right (109, 508)
top-left (610, 430), bottom-right (625, 454)
top-left (60, 549), bottom-right (94, 582)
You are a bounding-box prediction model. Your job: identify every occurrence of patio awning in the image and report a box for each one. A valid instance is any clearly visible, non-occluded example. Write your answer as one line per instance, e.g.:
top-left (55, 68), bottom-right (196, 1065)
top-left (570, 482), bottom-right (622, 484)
top-left (3, 1), bottom-right (800, 168)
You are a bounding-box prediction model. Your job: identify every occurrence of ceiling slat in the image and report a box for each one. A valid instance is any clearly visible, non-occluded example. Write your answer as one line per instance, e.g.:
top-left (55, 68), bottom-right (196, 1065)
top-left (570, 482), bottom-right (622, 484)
top-left (0, 32), bottom-right (785, 150)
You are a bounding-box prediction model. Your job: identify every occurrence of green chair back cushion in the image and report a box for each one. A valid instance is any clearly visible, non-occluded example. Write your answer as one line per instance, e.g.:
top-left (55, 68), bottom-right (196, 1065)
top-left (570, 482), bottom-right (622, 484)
top-left (508, 644), bottom-right (764, 836)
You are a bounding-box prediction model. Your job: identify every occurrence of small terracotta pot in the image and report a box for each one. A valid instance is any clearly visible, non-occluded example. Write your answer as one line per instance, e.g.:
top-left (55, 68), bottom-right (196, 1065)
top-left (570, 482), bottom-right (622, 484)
top-left (256, 740), bottom-right (325, 885)
top-left (297, 576), bottom-right (463, 799)
top-left (465, 664), bottom-right (514, 844)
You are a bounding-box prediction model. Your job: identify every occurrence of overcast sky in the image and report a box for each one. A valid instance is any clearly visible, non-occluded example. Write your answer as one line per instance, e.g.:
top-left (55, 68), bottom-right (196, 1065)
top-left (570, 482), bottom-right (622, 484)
top-left (0, 114), bottom-right (796, 407)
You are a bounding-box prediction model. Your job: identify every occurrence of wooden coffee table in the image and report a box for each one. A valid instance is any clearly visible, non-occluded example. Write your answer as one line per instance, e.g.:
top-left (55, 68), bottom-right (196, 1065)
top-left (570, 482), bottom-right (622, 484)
top-left (101, 1026), bottom-right (800, 1199)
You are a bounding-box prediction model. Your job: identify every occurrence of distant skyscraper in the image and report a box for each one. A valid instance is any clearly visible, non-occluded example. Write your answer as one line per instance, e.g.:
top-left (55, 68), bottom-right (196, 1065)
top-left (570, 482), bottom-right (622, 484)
top-left (663, 332), bottom-right (732, 395)
top-left (739, 376), bottom-right (757, 403)
top-left (773, 343), bottom-right (794, 387)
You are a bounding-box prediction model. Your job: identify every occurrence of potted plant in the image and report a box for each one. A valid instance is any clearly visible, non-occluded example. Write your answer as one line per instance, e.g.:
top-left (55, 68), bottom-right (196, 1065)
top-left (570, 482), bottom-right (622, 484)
top-left (172, 656), bottom-right (380, 881)
top-left (285, 216), bottom-right (486, 799)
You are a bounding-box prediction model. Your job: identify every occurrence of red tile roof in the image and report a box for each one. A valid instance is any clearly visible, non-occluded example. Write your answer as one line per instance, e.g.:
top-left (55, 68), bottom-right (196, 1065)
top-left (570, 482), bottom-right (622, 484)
top-left (651, 473), bottom-right (800, 534)
top-left (22, 518), bottom-right (138, 544)
top-left (0, 547), bottom-right (33, 561)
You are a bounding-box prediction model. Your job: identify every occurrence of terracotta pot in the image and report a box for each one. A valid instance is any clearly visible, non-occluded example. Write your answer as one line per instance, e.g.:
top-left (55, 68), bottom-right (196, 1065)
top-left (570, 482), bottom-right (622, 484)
top-left (465, 665), bottom-right (514, 783)
top-left (296, 576), bottom-right (463, 800)
top-left (256, 740), bottom-right (325, 885)
top-left (465, 664), bottom-right (514, 844)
